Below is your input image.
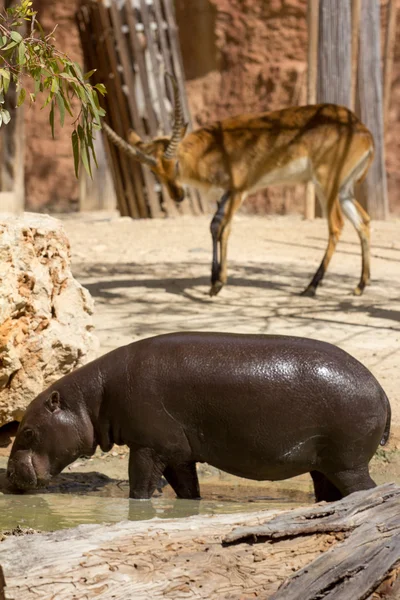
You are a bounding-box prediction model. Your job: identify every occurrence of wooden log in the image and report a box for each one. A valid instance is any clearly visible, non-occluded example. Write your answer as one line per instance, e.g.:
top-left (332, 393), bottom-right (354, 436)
top-left (1, 484), bottom-right (399, 599)
top-left (225, 483), bottom-right (400, 600)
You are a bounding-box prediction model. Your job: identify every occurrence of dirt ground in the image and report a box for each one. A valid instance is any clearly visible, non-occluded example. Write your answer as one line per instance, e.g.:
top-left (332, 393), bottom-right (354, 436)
top-left (1, 212), bottom-right (400, 499)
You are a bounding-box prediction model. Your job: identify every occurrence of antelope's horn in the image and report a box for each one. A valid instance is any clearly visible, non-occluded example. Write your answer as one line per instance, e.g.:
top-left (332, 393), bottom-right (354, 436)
top-left (102, 122), bottom-right (157, 168)
top-left (164, 73), bottom-right (185, 160)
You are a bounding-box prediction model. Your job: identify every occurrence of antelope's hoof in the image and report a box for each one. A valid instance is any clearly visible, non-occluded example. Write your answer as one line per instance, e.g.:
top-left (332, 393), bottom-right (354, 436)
top-left (209, 281), bottom-right (224, 297)
top-left (300, 286), bottom-right (317, 298)
top-left (353, 286), bottom-right (364, 296)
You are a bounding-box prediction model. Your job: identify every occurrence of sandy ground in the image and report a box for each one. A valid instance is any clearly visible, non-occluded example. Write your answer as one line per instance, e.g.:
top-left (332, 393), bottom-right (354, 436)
top-left (1, 212), bottom-right (399, 503)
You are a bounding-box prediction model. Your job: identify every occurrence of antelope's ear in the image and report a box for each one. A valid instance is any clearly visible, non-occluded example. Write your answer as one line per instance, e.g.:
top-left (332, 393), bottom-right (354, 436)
top-left (180, 123), bottom-right (188, 138)
top-left (128, 130), bottom-right (143, 146)
top-left (45, 390), bottom-right (61, 413)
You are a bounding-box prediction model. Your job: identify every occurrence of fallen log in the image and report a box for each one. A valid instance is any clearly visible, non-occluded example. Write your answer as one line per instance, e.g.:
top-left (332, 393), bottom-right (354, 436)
top-left (0, 484), bottom-right (399, 599)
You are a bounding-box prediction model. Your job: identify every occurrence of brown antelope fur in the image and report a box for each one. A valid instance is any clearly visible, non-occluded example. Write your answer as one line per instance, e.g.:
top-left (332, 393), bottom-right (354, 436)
top-left (104, 87), bottom-right (374, 297)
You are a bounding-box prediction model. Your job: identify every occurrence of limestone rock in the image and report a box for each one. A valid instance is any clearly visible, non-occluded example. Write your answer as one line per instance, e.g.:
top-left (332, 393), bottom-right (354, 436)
top-left (0, 212), bottom-right (98, 427)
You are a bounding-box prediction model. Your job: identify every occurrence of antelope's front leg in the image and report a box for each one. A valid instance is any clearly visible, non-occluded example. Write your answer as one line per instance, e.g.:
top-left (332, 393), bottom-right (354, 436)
top-left (209, 191), bottom-right (245, 296)
top-left (210, 191), bottom-right (230, 296)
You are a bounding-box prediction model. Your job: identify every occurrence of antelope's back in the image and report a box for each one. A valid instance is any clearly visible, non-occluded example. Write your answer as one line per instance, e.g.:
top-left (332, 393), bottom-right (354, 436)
top-left (178, 104), bottom-right (373, 189)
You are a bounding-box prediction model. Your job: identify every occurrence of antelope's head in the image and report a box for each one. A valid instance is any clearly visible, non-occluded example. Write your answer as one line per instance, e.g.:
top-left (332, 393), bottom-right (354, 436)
top-left (103, 77), bottom-right (188, 203)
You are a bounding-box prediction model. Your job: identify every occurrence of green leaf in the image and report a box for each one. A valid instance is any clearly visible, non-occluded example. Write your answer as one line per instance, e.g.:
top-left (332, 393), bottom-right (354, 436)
top-left (59, 88), bottom-right (73, 117)
top-left (42, 93), bottom-right (52, 108)
top-left (17, 88), bottom-right (26, 107)
top-left (94, 83), bottom-right (107, 95)
top-left (78, 123), bottom-right (91, 178)
top-left (10, 31), bottom-right (23, 43)
top-left (51, 77), bottom-right (59, 94)
top-left (1, 109), bottom-right (11, 125)
top-left (55, 92), bottom-right (65, 127)
top-left (2, 40), bottom-right (18, 51)
top-left (71, 130), bottom-right (79, 178)
top-left (87, 129), bottom-right (98, 169)
top-left (18, 40), bottom-right (26, 65)
top-left (3, 74), bottom-right (10, 94)
top-left (84, 69), bottom-right (96, 80)
top-left (72, 61), bottom-right (83, 80)
top-left (49, 101), bottom-right (55, 138)
top-left (0, 69), bottom-right (10, 80)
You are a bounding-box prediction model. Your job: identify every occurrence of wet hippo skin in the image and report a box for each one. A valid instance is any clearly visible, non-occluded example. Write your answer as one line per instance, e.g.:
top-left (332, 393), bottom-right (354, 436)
top-left (7, 332), bottom-right (391, 502)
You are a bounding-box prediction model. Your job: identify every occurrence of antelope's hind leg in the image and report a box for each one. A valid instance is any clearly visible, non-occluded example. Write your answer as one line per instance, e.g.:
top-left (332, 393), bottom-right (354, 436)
top-left (340, 195), bottom-right (371, 295)
top-left (301, 192), bottom-right (344, 297)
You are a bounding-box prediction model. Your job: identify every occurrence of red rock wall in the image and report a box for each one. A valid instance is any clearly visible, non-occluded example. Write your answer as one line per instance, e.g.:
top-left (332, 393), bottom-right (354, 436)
top-left (25, 0), bottom-right (400, 215)
top-left (25, 0), bottom-right (82, 213)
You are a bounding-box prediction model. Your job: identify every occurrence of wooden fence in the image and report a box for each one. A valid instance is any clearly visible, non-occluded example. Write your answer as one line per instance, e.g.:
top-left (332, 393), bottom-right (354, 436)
top-left (76, 0), bottom-right (205, 218)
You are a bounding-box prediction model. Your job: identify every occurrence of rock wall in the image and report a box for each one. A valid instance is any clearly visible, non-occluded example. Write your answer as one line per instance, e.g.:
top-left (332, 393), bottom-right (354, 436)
top-left (25, 0), bottom-right (400, 215)
top-left (24, 0), bottom-right (82, 214)
top-left (0, 213), bottom-right (98, 426)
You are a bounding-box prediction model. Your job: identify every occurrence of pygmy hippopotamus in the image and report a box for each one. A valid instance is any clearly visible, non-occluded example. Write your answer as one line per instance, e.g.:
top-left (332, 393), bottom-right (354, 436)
top-left (7, 333), bottom-right (391, 502)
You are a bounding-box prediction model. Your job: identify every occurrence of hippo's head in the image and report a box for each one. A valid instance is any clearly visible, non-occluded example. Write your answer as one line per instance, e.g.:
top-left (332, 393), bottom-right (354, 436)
top-left (7, 387), bottom-right (96, 491)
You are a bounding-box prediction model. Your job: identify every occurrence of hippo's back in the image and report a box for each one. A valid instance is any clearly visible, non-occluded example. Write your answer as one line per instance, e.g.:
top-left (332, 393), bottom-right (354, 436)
top-left (125, 332), bottom-right (386, 431)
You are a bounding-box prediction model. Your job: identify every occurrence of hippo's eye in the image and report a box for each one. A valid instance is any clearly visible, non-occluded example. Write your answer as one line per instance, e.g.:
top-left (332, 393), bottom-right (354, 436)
top-left (21, 428), bottom-right (35, 443)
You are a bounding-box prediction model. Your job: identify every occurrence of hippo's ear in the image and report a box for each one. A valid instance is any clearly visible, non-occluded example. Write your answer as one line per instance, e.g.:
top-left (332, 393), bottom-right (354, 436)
top-left (45, 390), bottom-right (61, 413)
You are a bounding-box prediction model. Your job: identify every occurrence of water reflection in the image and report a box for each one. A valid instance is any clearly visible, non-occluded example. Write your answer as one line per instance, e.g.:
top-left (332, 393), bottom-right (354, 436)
top-left (0, 493), bottom-right (306, 532)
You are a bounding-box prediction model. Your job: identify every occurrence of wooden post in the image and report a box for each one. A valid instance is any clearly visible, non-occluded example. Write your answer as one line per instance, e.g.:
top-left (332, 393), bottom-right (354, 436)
top-left (357, 0), bottom-right (389, 220)
top-left (383, 0), bottom-right (397, 134)
top-left (351, 0), bottom-right (361, 111)
top-left (305, 0), bottom-right (319, 220)
top-left (317, 0), bottom-right (352, 108)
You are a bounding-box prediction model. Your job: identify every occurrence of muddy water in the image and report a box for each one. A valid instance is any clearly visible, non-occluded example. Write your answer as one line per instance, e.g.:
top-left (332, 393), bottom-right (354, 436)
top-left (0, 492), bottom-right (307, 532)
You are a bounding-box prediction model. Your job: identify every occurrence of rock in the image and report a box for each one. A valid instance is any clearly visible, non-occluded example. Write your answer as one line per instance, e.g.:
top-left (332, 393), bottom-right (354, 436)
top-left (0, 212), bottom-right (98, 427)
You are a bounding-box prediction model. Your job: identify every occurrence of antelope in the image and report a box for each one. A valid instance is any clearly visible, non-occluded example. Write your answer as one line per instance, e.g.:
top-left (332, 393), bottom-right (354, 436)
top-left (103, 80), bottom-right (374, 297)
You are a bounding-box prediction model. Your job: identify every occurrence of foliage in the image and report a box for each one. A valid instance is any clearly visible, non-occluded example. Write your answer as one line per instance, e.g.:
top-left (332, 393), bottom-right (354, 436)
top-left (0, 0), bottom-right (107, 177)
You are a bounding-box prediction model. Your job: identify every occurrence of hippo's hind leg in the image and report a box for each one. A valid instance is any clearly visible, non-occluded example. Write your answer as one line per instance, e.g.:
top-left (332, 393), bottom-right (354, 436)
top-left (326, 466), bottom-right (376, 498)
top-left (128, 447), bottom-right (166, 499)
top-left (163, 462), bottom-right (201, 499)
top-left (310, 471), bottom-right (342, 502)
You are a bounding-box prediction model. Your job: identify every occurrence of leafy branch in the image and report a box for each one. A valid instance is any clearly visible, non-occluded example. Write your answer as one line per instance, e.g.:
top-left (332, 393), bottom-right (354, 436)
top-left (0, 0), bottom-right (107, 177)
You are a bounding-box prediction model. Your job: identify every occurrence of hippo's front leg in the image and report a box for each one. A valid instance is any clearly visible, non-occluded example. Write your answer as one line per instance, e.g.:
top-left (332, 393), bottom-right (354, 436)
top-left (128, 447), bottom-right (166, 499)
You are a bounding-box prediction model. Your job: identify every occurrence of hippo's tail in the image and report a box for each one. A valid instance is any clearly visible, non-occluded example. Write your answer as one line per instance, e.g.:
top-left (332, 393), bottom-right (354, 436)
top-left (380, 391), bottom-right (391, 446)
